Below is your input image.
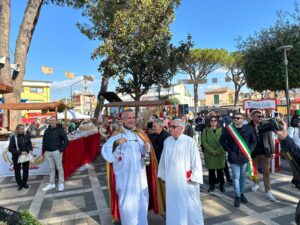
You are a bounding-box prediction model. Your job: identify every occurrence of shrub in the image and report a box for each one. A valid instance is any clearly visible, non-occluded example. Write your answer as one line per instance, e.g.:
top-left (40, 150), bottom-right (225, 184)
top-left (19, 210), bottom-right (42, 225)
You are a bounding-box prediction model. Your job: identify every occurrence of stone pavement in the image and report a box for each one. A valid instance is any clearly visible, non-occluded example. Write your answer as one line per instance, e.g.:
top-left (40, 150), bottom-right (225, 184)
top-left (0, 154), bottom-right (299, 225)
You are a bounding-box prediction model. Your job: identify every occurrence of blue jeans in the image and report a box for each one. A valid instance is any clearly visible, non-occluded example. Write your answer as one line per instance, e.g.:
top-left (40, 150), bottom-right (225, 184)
top-left (230, 163), bottom-right (247, 197)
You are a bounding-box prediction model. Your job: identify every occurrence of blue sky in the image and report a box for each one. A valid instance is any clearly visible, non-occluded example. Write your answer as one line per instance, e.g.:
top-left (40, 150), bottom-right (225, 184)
top-left (10, 0), bottom-right (296, 100)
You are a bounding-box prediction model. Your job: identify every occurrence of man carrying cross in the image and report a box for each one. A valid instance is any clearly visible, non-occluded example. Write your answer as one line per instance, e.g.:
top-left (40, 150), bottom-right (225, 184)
top-left (220, 112), bottom-right (257, 207)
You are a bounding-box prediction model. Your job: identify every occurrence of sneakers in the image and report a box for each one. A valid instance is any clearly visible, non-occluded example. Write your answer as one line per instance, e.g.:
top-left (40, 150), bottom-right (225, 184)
top-left (234, 197), bottom-right (241, 207)
top-left (42, 183), bottom-right (56, 192)
top-left (58, 183), bottom-right (64, 192)
top-left (251, 183), bottom-right (260, 192)
top-left (265, 191), bottom-right (276, 202)
top-left (240, 194), bottom-right (248, 203)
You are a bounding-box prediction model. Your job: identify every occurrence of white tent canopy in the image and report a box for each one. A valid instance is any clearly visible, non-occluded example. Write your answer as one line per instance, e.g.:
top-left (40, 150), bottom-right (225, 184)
top-left (57, 110), bottom-right (90, 120)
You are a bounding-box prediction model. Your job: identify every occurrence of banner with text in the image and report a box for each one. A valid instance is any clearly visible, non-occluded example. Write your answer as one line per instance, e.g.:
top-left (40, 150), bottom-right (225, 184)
top-left (0, 138), bottom-right (49, 177)
top-left (243, 99), bottom-right (277, 110)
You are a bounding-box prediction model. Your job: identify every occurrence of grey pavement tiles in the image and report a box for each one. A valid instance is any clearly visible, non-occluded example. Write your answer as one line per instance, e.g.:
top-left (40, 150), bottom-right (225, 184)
top-left (0, 154), bottom-right (299, 224)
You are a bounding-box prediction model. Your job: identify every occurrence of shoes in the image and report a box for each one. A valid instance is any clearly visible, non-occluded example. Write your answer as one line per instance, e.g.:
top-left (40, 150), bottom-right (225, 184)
top-left (58, 183), bottom-right (64, 192)
top-left (241, 194), bottom-right (248, 203)
top-left (17, 186), bottom-right (22, 191)
top-left (42, 183), bottom-right (56, 192)
top-left (208, 185), bottom-right (215, 192)
top-left (251, 183), bottom-right (260, 192)
top-left (234, 197), bottom-right (240, 207)
top-left (265, 191), bottom-right (276, 202)
top-left (220, 185), bottom-right (225, 193)
top-left (23, 184), bottom-right (29, 189)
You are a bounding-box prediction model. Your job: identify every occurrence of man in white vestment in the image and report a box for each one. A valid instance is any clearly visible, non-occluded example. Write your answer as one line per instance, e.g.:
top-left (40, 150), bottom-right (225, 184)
top-left (158, 118), bottom-right (204, 225)
top-left (101, 109), bottom-right (150, 225)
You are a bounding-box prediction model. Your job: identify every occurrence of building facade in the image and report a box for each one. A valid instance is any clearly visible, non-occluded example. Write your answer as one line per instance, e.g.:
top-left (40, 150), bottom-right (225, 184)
top-left (72, 93), bottom-right (96, 116)
top-left (204, 87), bottom-right (235, 107)
top-left (21, 80), bottom-right (51, 103)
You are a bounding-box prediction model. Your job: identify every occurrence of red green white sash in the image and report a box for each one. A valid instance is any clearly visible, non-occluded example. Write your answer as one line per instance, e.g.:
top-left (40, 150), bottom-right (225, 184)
top-left (226, 124), bottom-right (257, 176)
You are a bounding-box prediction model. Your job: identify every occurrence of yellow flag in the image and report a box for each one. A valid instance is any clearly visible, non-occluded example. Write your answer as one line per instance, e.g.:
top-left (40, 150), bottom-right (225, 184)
top-left (41, 66), bottom-right (54, 74)
top-left (64, 72), bottom-right (75, 79)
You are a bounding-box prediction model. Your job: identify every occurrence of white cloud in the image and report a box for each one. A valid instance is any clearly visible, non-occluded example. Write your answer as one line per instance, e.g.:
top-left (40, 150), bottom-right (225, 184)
top-left (51, 75), bottom-right (96, 90)
top-left (214, 67), bottom-right (228, 74)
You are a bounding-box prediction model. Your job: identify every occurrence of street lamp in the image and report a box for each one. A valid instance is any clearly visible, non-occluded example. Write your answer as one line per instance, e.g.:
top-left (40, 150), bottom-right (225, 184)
top-left (276, 45), bottom-right (293, 126)
top-left (70, 79), bottom-right (83, 102)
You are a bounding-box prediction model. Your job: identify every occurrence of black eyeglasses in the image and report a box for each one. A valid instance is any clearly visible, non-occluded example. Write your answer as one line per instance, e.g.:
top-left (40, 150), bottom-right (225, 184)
top-left (169, 125), bottom-right (181, 129)
top-left (234, 117), bottom-right (243, 120)
top-left (257, 115), bottom-right (264, 118)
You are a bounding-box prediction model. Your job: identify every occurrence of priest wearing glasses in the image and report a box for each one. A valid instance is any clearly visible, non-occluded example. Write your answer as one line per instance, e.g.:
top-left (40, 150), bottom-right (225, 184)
top-left (158, 118), bottom-right (204, 225)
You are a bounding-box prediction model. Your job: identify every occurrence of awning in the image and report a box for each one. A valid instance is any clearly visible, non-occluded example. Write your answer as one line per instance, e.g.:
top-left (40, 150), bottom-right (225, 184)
top-left (99, 92), bottom-right (123, 103)
top-left (0, 83), bottom-right (13, 94)
top-left (102, 100), bottom-right (169, 108)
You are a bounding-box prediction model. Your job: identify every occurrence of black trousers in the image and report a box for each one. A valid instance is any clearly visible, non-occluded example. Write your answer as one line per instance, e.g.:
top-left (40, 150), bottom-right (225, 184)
top-left (224, 158), bottom-right (231, 181)
top-left (208, 168), bottom-right (225, 186)
top-left (13, 161), bottom-right (29, 187)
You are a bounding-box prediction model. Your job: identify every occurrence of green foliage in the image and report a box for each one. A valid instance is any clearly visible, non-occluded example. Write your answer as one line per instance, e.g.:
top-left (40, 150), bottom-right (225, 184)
top-left (237, 14), bottom-right (300, 92)
top-left (179, 48), bottom-right (228, 110)
top-left (224, 51), bottom-right (246, 106)
top-left (19, 210), bottom-right (42, 225)
top-left (180, 48), bottom-right (229, 80)
top-left (98, 0), bottom-right (189, 101)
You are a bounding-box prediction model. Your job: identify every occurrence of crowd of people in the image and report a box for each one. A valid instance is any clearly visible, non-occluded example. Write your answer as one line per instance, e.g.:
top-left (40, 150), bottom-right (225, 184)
top-left (100, 108), bottom-right (300, 225)
top-left (5, 108), bottom-right (300, 225)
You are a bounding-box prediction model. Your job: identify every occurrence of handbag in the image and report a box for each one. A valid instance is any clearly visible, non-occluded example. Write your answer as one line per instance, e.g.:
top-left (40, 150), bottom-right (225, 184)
top-left (15, 136), bottom-right (34, 164)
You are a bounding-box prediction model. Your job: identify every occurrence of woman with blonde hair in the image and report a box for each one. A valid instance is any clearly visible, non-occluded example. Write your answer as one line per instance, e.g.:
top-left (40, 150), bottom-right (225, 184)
top-left (8, 124), bottom-right (33, 191)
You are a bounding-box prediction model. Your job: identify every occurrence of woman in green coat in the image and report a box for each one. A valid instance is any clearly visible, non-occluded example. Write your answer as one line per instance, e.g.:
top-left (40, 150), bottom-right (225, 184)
top-left (202, 116), bottom-right (226, 192)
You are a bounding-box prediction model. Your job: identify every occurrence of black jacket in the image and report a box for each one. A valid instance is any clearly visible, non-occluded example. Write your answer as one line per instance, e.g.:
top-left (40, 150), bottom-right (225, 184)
top-left (42, 126), bottom-right (69, 152)
top-left (8, 134), bottom-right (33, 163)
top-left (148, 129), bottom-right (171, 162)
top-left (280, 135), bottom-right (300, 163)
top-left (220, 124), bottom-right (257, 164)
top-left (248, 120), bottom-right (274, 158)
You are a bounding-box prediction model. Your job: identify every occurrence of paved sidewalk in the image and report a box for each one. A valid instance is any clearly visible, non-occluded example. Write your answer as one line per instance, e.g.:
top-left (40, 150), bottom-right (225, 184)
top-left (0, 154), bottom-right (299, 225)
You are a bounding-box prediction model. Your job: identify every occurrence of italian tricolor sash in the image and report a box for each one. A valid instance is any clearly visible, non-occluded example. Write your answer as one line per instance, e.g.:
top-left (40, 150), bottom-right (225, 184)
top-left (226, 124), bottom-right (257, 176)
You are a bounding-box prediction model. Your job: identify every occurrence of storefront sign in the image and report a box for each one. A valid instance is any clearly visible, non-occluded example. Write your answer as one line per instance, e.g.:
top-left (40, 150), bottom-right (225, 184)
top-left (243, 99), bottom-right (277, 110)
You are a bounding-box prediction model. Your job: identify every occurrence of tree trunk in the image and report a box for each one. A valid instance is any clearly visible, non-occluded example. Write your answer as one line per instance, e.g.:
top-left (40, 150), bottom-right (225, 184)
top-left (193, 82), bottom-right (198, 113)
top-left (94, 73), bottom-right (110, 121)
top-left (3, 0), bottom-right (43, 130)
top-left (234, 84), bottom-right (240, 107)
top-left (0, 0), bottom-right (12, 128)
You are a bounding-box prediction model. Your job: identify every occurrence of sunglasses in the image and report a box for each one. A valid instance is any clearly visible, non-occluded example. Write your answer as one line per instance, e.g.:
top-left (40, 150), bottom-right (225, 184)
top-left (210, 119), bottom-right (217, 122)
top-left (234, 117), bottom-right (243, 120)
top-left (257, 115), bottom-right (264, 118)
top-left (169, 125), bottom-right (181, 129)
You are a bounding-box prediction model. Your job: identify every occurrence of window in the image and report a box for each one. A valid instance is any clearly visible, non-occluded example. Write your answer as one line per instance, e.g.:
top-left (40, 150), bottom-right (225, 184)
top-left (214, 94), bottom-right (220, 105)
top-left (30, 87), bottom-right (43, 93)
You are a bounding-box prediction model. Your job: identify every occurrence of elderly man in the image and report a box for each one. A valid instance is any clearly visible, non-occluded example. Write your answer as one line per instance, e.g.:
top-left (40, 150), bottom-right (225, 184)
top-left (158, 119), bottom-right (204, 225)
top-left (102, 109), bottom-right (163, 225)
top-left (148, 119), bottom-right (170, 162)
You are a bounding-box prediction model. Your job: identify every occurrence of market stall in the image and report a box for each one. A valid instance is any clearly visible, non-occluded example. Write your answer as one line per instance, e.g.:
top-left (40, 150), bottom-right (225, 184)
top-left (0, 102), bottom-right (100, 180)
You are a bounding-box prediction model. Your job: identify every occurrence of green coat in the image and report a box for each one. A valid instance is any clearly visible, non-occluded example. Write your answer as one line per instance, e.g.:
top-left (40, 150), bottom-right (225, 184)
top-left (202, 127), bottom-right (225, 169)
